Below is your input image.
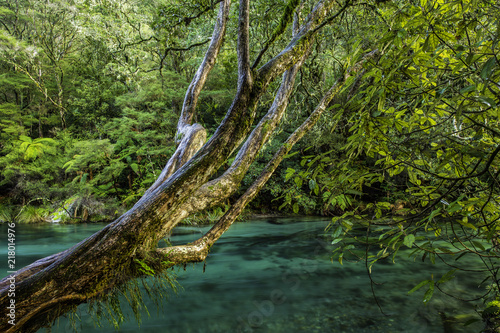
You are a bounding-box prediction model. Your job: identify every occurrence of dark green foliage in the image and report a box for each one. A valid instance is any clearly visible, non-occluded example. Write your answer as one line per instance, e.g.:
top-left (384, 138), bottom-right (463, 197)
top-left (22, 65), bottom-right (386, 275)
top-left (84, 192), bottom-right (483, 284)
top-left (0, 0), bottom-right (245, 222)
top-left (304, 0), bottom-right (500, 316)
top-left (1, 0), bottom-right (499, 331)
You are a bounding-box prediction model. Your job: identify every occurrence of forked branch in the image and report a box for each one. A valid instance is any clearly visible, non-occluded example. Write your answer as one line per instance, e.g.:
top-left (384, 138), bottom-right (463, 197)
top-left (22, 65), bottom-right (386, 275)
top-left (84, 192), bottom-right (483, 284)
top-left (143, 0), bottom-right (231, 196)
top-left (161, 49), bottom-right (380, 264)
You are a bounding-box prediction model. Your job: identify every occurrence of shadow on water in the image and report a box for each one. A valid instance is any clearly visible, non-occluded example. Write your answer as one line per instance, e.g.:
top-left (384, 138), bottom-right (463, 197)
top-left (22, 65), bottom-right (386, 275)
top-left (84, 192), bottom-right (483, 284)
top-left (0, 218), bottom-right (485, 332)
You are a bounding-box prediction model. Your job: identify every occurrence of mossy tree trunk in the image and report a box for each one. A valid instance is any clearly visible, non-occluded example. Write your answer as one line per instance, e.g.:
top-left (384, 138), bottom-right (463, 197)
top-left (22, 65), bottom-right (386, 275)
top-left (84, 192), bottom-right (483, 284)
top-left (0, 1), bottom-right (373, 332)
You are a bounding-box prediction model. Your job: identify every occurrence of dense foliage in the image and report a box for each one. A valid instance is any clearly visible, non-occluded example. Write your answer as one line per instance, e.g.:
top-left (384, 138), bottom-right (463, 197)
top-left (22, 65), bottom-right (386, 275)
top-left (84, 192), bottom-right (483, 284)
top-left (0, 0), bottom-right (500, 329)
top-left (297, 0), bottom-right (500, 327)
top-left (0, 0), bottom-right (235, 222)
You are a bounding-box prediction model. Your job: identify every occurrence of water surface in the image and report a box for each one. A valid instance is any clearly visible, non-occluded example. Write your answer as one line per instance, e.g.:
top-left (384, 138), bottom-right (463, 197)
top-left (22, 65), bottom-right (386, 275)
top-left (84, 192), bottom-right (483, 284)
top-left (0, 218), bottom-right (485, 332)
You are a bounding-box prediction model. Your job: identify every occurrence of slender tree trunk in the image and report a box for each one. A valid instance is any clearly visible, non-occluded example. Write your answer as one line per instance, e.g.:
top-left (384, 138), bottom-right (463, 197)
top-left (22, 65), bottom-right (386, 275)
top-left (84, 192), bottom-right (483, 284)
top-left (38, 102), bottom-right (43, 138)
top-left (55, 71), bottom-right (66, 129)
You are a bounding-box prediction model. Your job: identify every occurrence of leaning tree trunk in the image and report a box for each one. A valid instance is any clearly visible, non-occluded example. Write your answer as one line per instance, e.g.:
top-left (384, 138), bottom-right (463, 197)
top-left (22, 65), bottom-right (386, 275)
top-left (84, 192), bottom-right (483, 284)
top-left (0, 1), bottom-right (374, 332)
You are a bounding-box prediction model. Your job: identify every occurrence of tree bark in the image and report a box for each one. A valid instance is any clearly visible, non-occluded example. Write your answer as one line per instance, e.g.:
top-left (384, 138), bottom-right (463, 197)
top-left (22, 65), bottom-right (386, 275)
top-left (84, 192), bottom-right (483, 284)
top-left (162, 49), bottom-right (379, 264)
top-left (0, 1), bottom-right (357, 332)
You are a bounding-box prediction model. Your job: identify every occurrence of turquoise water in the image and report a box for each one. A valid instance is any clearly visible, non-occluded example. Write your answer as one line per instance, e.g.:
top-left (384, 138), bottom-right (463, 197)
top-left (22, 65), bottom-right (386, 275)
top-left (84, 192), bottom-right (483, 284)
top-left (0, 218), bottom-right (486, 332)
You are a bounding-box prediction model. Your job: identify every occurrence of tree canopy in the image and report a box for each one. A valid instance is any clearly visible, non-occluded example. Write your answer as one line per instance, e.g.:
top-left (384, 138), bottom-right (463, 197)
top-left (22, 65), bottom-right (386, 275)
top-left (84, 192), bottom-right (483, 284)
top-left (0, 0), bottom-right (500, 332)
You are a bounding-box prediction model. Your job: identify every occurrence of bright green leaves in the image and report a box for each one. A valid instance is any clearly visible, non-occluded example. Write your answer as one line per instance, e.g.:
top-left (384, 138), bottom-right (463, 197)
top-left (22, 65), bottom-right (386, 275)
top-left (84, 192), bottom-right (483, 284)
top-left (0, 132), bottom-right (65, 197)
top-left (285, 167), bottom-right (295, 181)
top-left (346, 0), bottom-right (500, 224)
top-left (19, 136), bottom-right (57, 161)
top-left (457, 216), bottom-right (477, 231)
top-left (134, 259), bottom-right (155, 277)
top-left (60, 138), bottom-right (142, 197)
top-left (403, 234), bottom-right (415, 248)
top-left (294, 176), bottom-right (303, 188)
top-left (408, 270), bottom-right (456, 305)
top-left (311, 0), bottom-right (500, 314)
top-left (130, 163), bottom-right (140, 175)
top-left (480, 56), bottom-right (497, 80)
top-left (408, 279), bottom-right (435, 304)
top-left (329, 217), bottom-right (355, 265)
top-left (63, 139), bottom-right (114, 173)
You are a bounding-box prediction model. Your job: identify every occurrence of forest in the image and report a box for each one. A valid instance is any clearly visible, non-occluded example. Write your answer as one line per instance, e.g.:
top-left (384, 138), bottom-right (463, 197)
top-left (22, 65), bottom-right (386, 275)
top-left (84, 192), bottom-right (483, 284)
top-left (0, 0), bottom-right (500, 332)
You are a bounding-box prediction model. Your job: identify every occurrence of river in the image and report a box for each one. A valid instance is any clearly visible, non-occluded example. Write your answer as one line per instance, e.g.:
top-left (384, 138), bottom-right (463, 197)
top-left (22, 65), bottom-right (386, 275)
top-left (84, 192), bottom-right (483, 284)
top-left (0, 217), bottom-right (485, 332)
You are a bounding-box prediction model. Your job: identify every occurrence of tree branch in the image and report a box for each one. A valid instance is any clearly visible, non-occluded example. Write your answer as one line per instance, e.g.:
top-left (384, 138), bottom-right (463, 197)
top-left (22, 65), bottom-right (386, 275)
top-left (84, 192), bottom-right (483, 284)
top-left (255, 0), bottom-right (352, 93)
top-left (144, 0), bottom-right (354, 242)
top-left (237, 0), bottom-right (252, 88)
top-left (251, 0), bottom-right (301, 70)
top-left (157, 39), bottom-right (211, 74)
top-left (0, 3), bottom-right (367, 332)
top-left (154, 39), bottom-right (312, 239)
top-left (160, 49), bottom-right (379, 263)
top-left (143, 0), bottom-right (231, 197)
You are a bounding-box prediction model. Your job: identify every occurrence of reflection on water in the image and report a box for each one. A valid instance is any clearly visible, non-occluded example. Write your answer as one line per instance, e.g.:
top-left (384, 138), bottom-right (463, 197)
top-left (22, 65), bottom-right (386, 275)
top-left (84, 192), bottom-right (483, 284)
top-left (0, 218), bottom-right (485, 332)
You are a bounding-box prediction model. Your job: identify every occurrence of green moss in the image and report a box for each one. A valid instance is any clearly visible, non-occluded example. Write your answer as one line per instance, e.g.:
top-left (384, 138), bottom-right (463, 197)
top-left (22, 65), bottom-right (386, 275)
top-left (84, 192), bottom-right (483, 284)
top-left (269, 0), bottom-right (300, 43)
top-left (134, 259), bottom-right (155, 276)
top-left (85, 255), bottom-right (179, 330)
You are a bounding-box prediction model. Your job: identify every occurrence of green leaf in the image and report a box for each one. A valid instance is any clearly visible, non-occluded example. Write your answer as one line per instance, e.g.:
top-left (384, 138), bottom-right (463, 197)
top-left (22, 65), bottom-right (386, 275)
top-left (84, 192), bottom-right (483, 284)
top-left (458, 217), bottom-right (477, 230)
top-left (480, 57), bottom-right (497, 80)
top-left (294, 176), bottom-right (302, 188)
top-left (471, 241), bottom-right (486, 252)
top-left (459, 85), bottom-right (476, 94)
top-left (464, 319), bottom-right (480, 326)
top-left (438, 269), bottom-right (456, 283)
top-left (368, 258), bottom-right (378, 274)
top-left (345, 189), bottom-right (363, 196)
top-left (62, 161), bottom-right (74, 171)
top-left (403, 234), bottom-right (415, 248)
top-left (427, 208), bottom-right (441, 222)
top-left (378, 91), bottom-right (386, 111)
top-left (447, 202), bottom-right (462, 213)
top-left (477, 96), bottom-right (497, 108)
top-left (285, 168), bottom-right (295, 181)
top-left (423, 281), bottom-right (434, 303)
top-left (19, 135), bottom-right (32, 143)
top-left (284, 151), bottom-right (299, 159)
top-left (437, 247), bottom-right (454, 254)
top-left (408, 280), bottom-right (430, 294)
top-left (341, 219), bottom-right (353, 231)
top-left (293, 202), bottom-right (299, 214)
top-left (332, 225), bottom-right (343, 238)
top-left (130, 163), bottom-right (139, 174)
top-left (308, 179), bottom-right (317, 191)
top-left (454, 252), bottom-right (469, 261)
